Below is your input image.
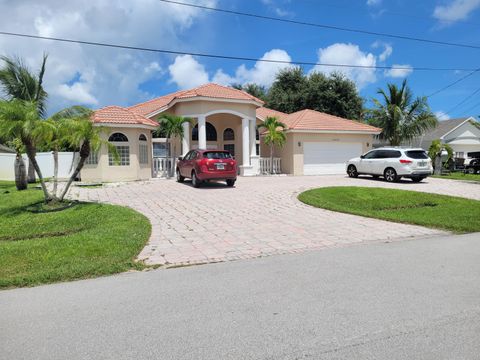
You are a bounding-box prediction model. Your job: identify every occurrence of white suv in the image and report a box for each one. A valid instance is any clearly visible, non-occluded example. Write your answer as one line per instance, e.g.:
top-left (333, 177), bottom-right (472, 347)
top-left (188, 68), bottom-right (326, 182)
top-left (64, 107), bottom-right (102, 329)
top-left (346, 148), bottom-right (433, 182)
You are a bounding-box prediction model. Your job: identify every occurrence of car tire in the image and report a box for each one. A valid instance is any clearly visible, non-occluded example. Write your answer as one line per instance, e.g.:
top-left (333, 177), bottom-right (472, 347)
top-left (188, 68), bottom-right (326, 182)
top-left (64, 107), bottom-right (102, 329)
top-left (226, 179), bottom-right (235, 187)
top-left (176, 169), bottom-right (184, 183)
top-left (384, 168), bottom-right (399, 182)
top-left (411, 177), bottom-right (425, 183)
top-left (191, 172), bottom-right (201, 188)
top-left (468, 168), bottom-right (475, 174)
top-left (347, 165), bottom-right (358, 178)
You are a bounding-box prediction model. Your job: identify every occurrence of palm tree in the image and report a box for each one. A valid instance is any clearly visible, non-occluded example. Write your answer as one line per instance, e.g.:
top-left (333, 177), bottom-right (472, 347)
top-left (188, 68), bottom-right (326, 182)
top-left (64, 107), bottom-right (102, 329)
top-left (368, 80), bottom-right (438, 146)
top-left (0, 99), bottom-right (51, 199)
top-left (257, 116), bottom-right (286, 174)
top-left (428, 139), bottom-right (453, 175)
top-left (154, 114), bottom-right (192, 177)
top-left (58, 107), bottom-right (117, 201)
top-left (0, 54), bottom-right (48, 183)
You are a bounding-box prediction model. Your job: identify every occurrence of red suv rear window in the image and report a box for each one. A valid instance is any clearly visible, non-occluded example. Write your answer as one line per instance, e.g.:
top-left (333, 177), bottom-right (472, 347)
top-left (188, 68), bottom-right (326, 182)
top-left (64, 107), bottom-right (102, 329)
top-left (203, 152), bottom-right (232, 159)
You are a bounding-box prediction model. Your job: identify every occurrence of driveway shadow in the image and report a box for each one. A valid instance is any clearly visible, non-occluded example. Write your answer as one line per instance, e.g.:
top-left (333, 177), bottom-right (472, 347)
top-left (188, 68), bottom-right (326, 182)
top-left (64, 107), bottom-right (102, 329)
top-left (181, 180), bottom-right (235, 190)
top-left (354, 175), bottom-right (429, 185)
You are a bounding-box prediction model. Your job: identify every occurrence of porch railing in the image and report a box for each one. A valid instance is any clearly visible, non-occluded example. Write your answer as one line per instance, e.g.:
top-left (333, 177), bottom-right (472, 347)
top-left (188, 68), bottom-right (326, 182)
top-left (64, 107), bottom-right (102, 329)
top-left (153, 156), bottom-right (176, 178)
top-left (259, 157), bottom-right (282, 174)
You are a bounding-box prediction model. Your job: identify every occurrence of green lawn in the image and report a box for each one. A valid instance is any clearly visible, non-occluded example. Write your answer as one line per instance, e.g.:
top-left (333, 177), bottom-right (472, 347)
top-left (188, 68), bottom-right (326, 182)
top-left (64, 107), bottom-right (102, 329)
top-left (0, 181), bottom-right (151, 289)
top-left (432, 173), bottom-right (480, 183)
top-left (298, 187), bottom-right (480, 233)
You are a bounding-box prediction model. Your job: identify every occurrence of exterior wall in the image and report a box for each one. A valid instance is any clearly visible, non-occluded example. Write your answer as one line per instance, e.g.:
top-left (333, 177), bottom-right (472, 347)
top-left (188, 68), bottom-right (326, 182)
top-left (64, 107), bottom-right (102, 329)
top-left (81, 127), bottom-right (153, 182)
top-left (443, 122), bottom-right (480, 157)
top-left (170, 100), bottom-right (257, 120)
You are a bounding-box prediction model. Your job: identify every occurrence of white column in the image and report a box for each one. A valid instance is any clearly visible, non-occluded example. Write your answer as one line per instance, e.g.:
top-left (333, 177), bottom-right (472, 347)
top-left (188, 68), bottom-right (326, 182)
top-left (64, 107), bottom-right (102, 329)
top-left (198, 115), bottom-right (206, 150)
top-left (182, 121), bottom-right (190, 155)
top-left (242, 118), bottom-right (250, 166)
top-left (249, 119), bottom-right (257, 157)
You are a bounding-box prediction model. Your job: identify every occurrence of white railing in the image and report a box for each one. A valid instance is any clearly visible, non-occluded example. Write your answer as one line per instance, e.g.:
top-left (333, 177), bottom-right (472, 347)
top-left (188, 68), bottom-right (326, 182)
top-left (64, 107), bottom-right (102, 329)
top-left (259, 157), bottom-right (282, 174)
top-left (153, 157), bottom-right (176, 178)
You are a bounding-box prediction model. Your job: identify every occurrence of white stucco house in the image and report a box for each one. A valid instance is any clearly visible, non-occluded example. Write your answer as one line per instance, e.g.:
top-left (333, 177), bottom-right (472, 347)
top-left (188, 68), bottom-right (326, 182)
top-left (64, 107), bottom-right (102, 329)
top-left (81, 83), bottom-right (381, 182)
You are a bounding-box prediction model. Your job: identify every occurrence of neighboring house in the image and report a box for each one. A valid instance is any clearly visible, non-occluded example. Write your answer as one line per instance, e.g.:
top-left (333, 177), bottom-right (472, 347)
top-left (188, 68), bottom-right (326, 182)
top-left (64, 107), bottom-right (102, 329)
top-left (82, 83), bottom-right (380, 182)
top-left (0, 143), bottom-right (15, 153)
top-left (411, 117), bottom-right (480, 159)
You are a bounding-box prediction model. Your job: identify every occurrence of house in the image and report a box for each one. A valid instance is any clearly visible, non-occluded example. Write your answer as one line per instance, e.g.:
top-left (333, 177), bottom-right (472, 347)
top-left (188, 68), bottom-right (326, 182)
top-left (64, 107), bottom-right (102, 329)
top-left (81, 83), bottom-right (380, 182)
top-left (411, 117), bottom-right (480, 159)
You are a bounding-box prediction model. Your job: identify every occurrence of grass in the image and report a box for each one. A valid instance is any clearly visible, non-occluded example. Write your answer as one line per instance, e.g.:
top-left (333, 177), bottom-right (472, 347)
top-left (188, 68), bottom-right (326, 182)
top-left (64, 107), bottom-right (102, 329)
top-left (298, 186), bottom-right (480, 234)
top-left (431, 172), bottom-right (480, 183)
top-left (0, 181), bottom-right (151, 289)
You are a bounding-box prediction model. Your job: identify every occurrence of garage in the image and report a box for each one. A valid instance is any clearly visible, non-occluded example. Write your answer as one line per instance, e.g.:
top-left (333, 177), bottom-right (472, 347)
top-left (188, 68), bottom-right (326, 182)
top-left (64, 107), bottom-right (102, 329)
top-left (303, 142), bottom-right (363, 175)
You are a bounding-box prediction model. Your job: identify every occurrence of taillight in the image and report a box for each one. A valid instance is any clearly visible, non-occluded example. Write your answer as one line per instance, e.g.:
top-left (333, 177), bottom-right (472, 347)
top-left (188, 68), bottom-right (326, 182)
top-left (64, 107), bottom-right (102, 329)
top-left (400, 159), bottom-right (412, 164)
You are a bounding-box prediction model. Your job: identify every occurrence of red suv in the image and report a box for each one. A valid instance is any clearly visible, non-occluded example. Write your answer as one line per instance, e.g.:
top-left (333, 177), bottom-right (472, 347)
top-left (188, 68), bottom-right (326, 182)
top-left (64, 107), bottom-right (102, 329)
top-left (176, 150), bottom-right (237, 187)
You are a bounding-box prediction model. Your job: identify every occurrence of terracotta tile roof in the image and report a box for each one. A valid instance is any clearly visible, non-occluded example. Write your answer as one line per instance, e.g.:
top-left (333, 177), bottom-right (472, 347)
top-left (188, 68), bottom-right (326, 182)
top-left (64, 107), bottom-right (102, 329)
top-left (256, 107), bottom-right (381, 133)
top-left (92, 106), bottom-right (158, 127)
top-left (129, 83), bottom-right (264, 116)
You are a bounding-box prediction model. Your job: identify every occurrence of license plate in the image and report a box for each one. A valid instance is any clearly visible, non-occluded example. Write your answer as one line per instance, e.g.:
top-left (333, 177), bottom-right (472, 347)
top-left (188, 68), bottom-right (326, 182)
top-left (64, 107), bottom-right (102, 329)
top-left (216, 163), bottom-right (225, 170)
top-left (418, 161), bottom-right (426, 167)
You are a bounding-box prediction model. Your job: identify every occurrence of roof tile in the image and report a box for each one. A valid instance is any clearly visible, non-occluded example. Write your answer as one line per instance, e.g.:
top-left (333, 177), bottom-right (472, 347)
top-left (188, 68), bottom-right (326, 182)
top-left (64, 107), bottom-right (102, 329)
top-left (92, 106), bottom-right (158, 127)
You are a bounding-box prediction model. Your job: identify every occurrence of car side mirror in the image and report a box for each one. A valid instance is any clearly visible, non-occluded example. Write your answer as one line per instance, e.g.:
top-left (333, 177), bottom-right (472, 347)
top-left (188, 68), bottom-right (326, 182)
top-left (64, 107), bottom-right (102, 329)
top-left (177, 156), bottom-right (183, 161)
top-left (360, 155), bottom-right (365, 159)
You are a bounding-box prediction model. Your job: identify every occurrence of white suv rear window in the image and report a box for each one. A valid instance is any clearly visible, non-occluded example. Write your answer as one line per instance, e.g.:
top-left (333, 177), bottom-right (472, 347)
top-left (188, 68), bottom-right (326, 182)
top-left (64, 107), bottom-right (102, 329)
top-left (406, 150), bottom-right (429, 159)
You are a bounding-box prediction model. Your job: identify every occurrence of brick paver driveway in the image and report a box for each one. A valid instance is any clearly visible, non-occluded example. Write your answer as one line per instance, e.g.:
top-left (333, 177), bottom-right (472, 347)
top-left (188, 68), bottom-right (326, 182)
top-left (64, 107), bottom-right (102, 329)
top-left (72, 176), bottom-right (479, 266)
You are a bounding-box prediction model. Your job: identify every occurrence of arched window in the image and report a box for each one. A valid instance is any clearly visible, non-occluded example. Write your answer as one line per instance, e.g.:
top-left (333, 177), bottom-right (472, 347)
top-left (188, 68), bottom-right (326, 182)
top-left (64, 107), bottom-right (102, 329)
top-left (138, 134), bottom-right (148, 164)
top-left (108, 132), bottom-right (129, 166)
top-left (223, 128), bottom-right (235, 141)
top-left (192, 122), bottom-right (217, 141)
top-left (108, 133), bottom-right (128, 142)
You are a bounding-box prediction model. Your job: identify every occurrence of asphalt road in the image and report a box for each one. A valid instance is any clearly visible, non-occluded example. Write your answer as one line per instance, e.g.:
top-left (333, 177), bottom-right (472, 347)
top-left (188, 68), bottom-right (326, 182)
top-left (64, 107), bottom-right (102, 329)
top-left (1, 233), bottom-right (480, 360)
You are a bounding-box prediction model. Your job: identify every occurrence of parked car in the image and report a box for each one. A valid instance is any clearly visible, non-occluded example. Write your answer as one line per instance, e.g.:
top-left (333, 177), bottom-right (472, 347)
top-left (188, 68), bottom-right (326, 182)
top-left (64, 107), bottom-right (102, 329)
top-left (176, 150), bottom-right (237, 187)
top-left (346, 147), bottom-right (433, 182)
top-left (465, 152), bottom-right (480, 174)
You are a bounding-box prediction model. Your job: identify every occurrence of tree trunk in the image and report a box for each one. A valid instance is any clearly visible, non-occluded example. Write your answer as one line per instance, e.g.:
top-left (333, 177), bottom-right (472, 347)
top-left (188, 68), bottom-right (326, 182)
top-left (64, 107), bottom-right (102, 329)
top-left (59, 141), bottom-right (89, 201)
top-left (25, 141), bottom-right (51, 202)
top-left (52, 148), bottom-right (59, 198)
top-left (270, 144), bottom-right (274, 174)
top-left (27, 158), bottom-right (36, 183)
top-left (14, 153), bottom-right (27, 191)
top-left (434, 154), bottom-right (442, 175)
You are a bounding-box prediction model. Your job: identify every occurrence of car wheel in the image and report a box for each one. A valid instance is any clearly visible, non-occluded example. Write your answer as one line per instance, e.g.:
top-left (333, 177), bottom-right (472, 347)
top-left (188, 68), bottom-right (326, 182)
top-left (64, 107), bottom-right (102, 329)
top-left (226, 179), bottom-right (235, 187)
top-left (191, 172), bottom-right (201, 188)
top-left (384, 168), bottom-right (398, 182)
top-left (176, 169), bottom-right (185, 183)
top-left (347, 165), bottom-right (358, 178)
top-left (468, 168), bottom-right (475, 174)
top-left (411, 177), bottom-right (425, 183)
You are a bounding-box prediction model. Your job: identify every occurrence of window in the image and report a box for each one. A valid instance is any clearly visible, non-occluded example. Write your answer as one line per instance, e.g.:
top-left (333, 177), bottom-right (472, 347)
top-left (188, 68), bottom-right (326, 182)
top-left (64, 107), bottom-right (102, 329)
top-left (108, 133), bottom-right (128, 142)
top-left (192, 122), bottom-right (217, 141)
top-left (108, 132), bottom-right (129, 166)
top-left (224, 144), bottom-right (235, 157)
top-left (406, 150), bottom-right (429, 159)
top-left (139, 134), bottom-right (148, 164)
top-left (256, 128), bottom-right (259, 141)
top-left (223, 128), bottom-right (234, 141)
top-left (203, 151), bottom-right (232, 159)
top-left (378, 150), bottom-right (401, 158)
top-left (85, 151), bottom-right (98, 165)
top-left (363, 150), bottom-right (378, 159)
top-left (455, 152), bottom-right (465, 159)
top-left (256, 143), bottom-right (260, 156)
top-left (153, 143), bottom-right (169, 157)
top-left (109, 146), bottom-right (130, 166)
top-left (184, 151), bottom-right (198, 160)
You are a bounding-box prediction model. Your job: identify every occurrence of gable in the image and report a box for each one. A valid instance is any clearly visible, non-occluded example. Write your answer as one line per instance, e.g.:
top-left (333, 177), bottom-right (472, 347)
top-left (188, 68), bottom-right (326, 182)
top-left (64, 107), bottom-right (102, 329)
top-left (444, 121), bottom-right (480, 142)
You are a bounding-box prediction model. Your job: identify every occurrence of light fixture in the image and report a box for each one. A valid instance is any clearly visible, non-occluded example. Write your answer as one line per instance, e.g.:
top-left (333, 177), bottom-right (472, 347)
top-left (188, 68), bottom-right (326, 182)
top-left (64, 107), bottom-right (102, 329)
top-left (298, 141), bottom-right (301, 147)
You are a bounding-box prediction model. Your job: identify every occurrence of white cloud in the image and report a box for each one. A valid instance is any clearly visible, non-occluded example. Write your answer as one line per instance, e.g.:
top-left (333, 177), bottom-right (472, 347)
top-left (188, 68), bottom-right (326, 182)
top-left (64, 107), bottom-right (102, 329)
top-left (56, 82), bottom-right (98, 105)
top-left (367, 0), bottom-right (382, 6)
top-left (385, 64), bottom-right (413, 78)
top-left (0, 0), bottom-right (216, 113)
top-left (433, 0), bottom-right (480, 22)
top-left (168, 49), bottom-right (293, 89)
top-left (435, 111), bottom-right (451, 121)
top-left (311, 43), bottom-right (377, 89)
top-left (168, 55), bottom-right (209, 89)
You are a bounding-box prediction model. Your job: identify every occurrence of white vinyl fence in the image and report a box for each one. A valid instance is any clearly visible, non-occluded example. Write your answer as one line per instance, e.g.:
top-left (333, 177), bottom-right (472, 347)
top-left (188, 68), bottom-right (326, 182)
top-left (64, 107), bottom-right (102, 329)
top-left (0, 152), bottom-right (78, 181)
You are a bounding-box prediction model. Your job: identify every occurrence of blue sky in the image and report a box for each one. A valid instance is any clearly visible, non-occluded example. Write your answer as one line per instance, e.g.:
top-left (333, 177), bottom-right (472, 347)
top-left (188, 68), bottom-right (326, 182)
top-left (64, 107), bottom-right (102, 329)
top-left (1, 0), bottom-right (480, 120)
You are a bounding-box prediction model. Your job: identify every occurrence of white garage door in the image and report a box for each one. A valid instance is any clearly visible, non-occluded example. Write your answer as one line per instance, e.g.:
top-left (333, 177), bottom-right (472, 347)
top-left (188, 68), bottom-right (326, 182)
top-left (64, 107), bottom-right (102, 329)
top-left (303, 142), bottom-right (363, 175)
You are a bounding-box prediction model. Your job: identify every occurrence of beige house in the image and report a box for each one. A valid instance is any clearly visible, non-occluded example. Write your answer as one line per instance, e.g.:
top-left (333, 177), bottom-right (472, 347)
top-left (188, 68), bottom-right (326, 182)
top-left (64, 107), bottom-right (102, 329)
top-left (81, 83), bottom-right (380, 182)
